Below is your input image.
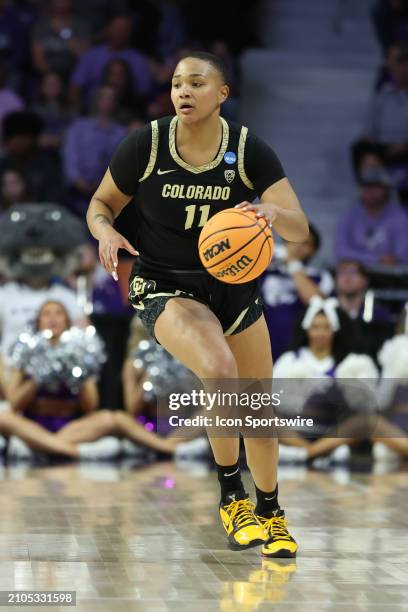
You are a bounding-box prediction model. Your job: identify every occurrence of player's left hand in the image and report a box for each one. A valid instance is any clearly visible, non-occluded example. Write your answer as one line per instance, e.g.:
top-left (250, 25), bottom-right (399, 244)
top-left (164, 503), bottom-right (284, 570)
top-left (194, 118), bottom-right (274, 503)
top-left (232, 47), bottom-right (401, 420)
top-left (234, 201), bottom-right (279, 228)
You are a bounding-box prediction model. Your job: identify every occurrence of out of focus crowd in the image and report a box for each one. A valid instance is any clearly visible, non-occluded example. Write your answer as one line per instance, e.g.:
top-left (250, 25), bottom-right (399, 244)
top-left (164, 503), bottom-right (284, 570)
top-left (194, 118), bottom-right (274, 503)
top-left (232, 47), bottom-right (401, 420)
top-left (0, 0), bottom-right (258, 216)
top-left (262, 0), bottom-right (408, 358)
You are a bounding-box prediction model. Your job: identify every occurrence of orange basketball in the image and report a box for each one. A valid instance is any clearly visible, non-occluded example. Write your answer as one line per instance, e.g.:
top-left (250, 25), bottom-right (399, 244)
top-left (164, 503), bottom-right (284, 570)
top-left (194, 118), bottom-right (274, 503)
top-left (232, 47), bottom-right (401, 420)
top-left (198, 208), bottom-right (274, 284)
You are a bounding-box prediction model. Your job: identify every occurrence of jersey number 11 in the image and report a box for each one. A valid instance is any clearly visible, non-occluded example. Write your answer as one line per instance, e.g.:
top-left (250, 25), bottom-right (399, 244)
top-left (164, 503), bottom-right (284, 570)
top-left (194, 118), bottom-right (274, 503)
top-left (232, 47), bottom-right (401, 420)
top-left (184, 204), bottom-right (210, 230)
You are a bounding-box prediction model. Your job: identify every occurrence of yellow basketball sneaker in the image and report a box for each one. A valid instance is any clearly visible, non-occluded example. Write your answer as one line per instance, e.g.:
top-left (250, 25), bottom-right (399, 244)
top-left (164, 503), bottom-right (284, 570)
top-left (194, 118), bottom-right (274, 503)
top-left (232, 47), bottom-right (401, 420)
top-left (219, 491), bottom-right (268, 551)
top-left (257, 509), bottom-right (298, 558)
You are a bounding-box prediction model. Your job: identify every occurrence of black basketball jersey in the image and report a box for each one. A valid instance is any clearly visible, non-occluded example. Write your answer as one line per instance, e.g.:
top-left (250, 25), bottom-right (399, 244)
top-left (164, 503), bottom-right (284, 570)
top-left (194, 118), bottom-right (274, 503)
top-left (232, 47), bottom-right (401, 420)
top-left (110, 115), bottom-right (285, 268)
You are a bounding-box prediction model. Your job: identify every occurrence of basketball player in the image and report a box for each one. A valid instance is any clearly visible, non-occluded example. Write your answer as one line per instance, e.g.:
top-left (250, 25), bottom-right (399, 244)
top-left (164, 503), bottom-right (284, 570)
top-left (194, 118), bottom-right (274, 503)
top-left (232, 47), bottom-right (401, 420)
top-left (86, 52), bottom-right (309, 558)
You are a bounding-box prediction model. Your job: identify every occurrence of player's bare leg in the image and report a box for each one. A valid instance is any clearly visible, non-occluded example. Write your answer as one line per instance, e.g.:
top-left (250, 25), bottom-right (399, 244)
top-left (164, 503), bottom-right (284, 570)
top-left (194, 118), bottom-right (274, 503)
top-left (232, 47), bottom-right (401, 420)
top-left (226, 316), bottom-right (278, 490)
top-left (155, 297), bottom-right (266, 550)
top-left (155, 297), bottom-right (240, 464)
top-left (226, 315), bottom-right (297, 558)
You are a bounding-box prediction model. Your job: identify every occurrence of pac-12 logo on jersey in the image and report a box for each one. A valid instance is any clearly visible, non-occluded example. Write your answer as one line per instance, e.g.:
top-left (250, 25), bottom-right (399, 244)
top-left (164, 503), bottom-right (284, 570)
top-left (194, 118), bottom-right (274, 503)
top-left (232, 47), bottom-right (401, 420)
top-left (224, 169), bottom-right (235, 183)
top-left (224, 151), bottom-right (237, 164)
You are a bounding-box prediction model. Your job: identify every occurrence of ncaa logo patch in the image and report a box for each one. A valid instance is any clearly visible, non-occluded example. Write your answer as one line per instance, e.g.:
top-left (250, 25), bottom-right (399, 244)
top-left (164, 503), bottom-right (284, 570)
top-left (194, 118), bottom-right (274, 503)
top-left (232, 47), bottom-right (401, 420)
top-left (224, 169), bottom-right (235, 183)
top-left (224, 151), bottom-right (237, 164)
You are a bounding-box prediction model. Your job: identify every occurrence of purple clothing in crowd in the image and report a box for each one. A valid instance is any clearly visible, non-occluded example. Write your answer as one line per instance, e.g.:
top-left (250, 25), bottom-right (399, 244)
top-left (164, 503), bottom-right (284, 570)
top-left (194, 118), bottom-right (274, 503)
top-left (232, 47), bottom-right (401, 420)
top-left (0, 88), bottom-right (24, 131)
top-left (335, 201), bottom-right (408, 266)
top-left (358, 303), bottom-right (391, 324)
top-left (63, 117), bottom-right (126, 185)
top-left (92, 266), bottom-right (125, 314)
top-left (23, 412), bottom-right (78, 433)
top-left (70, 44), bottom-right (152, 103)
top-left (23, 381), bottom-right (80, 433)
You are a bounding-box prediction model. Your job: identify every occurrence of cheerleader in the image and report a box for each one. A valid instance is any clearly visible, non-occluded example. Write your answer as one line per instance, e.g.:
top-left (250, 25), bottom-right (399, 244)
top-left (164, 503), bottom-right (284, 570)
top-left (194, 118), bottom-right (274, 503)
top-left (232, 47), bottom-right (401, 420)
top-left (0, 300), bottom-right (183, 458)
top-left (275, 297), bottom-right (378, 456)
top-left (278, 298), bottom-right (408, 461)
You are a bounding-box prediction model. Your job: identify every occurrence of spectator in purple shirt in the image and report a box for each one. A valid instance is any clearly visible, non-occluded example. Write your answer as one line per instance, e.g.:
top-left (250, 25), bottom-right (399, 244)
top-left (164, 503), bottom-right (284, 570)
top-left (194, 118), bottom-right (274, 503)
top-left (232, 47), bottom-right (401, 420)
top-left (62, 85), bottom-right (126, 215)
top-left (335, 167), bottom-right (408, 266)
top-left (69, 16), bottom-right (152, 112)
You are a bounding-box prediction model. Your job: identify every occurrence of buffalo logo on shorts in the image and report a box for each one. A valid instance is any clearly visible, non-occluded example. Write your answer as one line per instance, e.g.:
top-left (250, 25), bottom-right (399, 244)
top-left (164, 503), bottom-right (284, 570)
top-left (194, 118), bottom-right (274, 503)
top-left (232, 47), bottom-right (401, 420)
top-left (224, 169), bottom-right (235, 184)
top-left (129, 276), bottom-right (157, 302)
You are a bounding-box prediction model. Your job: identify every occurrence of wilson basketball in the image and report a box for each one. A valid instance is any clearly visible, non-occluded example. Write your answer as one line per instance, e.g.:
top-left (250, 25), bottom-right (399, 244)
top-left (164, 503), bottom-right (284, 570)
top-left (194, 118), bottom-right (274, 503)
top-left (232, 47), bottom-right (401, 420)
top-left (198, 208), bottom-right (274, 284)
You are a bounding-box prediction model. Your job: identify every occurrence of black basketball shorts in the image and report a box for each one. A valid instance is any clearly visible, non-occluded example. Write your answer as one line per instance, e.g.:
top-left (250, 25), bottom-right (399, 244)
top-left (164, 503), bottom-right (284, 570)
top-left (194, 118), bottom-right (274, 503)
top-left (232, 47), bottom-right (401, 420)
top-left (128, 256), bottom-right (264, 340)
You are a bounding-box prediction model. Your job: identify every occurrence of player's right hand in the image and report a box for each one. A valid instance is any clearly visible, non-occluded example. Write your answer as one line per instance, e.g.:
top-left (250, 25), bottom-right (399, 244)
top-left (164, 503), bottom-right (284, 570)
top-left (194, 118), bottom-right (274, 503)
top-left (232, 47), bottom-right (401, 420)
top-left (98, 226), bottom-right (139, 281)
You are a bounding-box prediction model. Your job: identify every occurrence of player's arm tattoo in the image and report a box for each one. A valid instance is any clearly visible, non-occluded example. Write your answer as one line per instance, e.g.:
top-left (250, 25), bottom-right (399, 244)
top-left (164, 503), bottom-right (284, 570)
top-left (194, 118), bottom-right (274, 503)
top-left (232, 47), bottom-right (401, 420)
top-left (94, 213), bottom-right (112, 226)
top-left (93, 199), bottom-right (115, 226)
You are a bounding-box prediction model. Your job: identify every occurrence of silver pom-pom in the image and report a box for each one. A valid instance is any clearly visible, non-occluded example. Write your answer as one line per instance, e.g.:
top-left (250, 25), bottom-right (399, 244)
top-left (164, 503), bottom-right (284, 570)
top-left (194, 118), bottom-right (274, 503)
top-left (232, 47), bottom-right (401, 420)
top-left (9, 329), bottom-right (62, 391)
top-left (9, 326), bottom-right (106, 393)
top-left (55, 326), bottom-right (106, 392)
top-left (132, 340), bottom-right (194, 399)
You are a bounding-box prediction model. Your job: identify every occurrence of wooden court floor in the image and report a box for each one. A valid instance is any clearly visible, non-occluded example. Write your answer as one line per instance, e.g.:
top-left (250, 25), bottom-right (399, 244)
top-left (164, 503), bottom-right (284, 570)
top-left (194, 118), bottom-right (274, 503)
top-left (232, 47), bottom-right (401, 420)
top-left (0, 459), bottom-right (407, 611)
